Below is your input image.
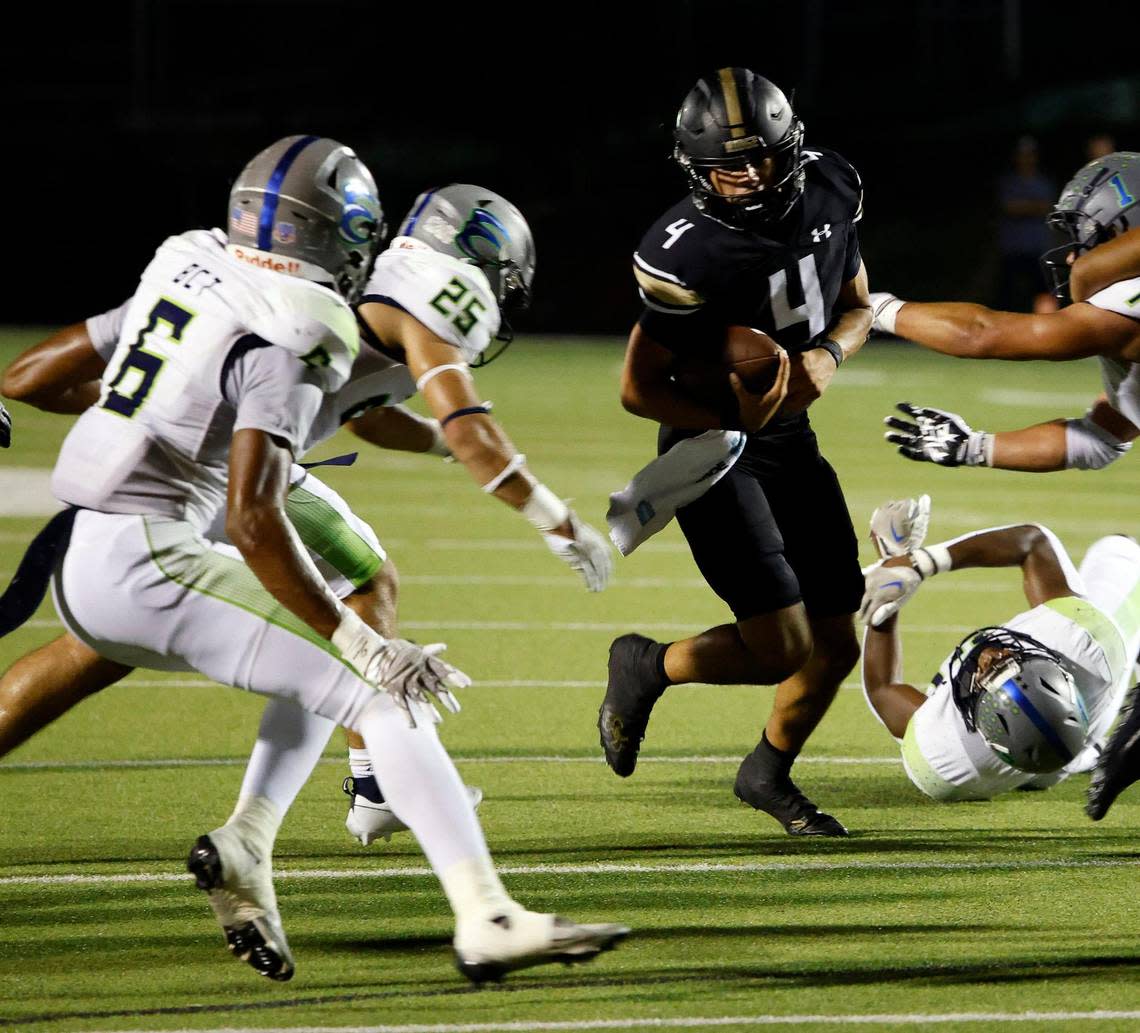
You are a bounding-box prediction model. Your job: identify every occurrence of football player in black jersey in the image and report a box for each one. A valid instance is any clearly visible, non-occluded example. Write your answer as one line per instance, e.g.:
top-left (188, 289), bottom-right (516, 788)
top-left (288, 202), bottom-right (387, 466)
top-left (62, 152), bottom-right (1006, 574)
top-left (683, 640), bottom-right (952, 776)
top-left (597, 68), bottom-right (872, 836)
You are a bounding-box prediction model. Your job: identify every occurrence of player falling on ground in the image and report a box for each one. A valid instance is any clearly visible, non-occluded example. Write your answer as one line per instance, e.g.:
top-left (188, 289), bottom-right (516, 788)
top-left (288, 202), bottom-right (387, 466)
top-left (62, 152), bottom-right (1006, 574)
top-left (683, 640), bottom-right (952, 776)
top-left (870, 152), bottom-right (1140, 474)
top-left (860, 497), bottom-right (1140, 801)
top-left (597, 68), bottom-right (872, 835)
top-left (0, 140), bottom-right (624, 983)
top-left (1, 182), bottom-right (612, 852)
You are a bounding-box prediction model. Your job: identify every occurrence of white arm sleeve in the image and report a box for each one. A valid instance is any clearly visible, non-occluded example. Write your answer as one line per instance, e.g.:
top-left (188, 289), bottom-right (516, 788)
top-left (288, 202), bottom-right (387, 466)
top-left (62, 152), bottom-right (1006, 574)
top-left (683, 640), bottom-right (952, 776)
top-left (85, 300), bottom-right (131, 362)
top-left (1064, 414), bottom-right (1132, 470)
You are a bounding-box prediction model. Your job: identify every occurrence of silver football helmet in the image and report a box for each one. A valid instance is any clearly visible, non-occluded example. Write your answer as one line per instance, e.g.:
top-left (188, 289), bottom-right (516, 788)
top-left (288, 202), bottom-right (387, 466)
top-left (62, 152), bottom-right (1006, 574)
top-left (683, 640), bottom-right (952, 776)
top-left (228, 135), bottom-right (384, 302)
top-left (398, 184), bottom-right (535, 361)
top-left (948, 627), bottom-right (1088, 773)
top-left (1042, 151), bottom-right (1140, 300)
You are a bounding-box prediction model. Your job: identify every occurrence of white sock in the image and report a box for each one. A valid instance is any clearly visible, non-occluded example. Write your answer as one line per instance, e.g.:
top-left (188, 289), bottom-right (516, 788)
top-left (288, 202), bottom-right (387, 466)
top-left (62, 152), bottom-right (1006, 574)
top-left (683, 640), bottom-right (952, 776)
top-left (239, 699), bottom-right (337, 813)
top-left (356, 694), bottom-right (513, 922)
top-left (348, 747), bottom-right (373, 781)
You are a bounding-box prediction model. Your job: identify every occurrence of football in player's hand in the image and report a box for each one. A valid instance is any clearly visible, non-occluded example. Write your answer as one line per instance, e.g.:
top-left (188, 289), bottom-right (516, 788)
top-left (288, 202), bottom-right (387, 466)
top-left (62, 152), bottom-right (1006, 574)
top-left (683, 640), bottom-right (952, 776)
top-left (671, 326), bottom-right (785, 425)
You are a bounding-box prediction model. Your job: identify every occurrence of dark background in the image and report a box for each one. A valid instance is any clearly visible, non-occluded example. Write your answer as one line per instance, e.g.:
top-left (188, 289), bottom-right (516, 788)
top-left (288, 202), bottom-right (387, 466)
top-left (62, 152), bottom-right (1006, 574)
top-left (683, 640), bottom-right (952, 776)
top-left (6, 0), bottom-right (1139, 331)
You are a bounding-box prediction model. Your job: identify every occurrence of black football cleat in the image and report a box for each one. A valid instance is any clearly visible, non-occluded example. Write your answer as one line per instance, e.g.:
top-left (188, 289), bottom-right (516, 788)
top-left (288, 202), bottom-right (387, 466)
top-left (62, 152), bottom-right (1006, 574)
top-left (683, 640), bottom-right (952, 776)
top-left (1087, 685), bottom-right (1140, 821)
top-left (734, 747), bottom-right (848, 837)
top-left (598, 634), bottom-right (668, 777)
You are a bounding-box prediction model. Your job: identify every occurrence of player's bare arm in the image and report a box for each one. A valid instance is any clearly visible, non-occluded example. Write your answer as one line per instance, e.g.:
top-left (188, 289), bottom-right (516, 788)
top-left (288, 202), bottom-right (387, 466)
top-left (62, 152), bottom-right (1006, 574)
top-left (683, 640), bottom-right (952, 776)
top-left (861, 519), bottom-right (1077, 737)
top-left (1, 321), bottom-right (105, 414)
top-left (347, 404), bottom-right (449, 456)
top-left (1070, 225), bottom-right (1140, 302)
top-left (885, 394), bottom-right (1138, 471)
top-left (227, 428), bottom-right (345, 637)
top-left (620, 323), bottom-right (789, 433)
top-left (875, 294), bottom-right (1140, 362)
top-left (782, 260), bottom-right (871, 414)
top-left (358, 300), bottom-right (611, 591)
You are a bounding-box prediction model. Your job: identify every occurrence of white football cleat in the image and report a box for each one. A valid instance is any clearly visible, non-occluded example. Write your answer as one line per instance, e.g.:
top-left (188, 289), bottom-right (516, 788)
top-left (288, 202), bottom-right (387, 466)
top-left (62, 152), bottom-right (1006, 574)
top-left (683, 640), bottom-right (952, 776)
top-left (453, 908), bottom-right (630, 984)
top-left (869, 494), bottom-right (931, 559)
top-left (186, 826), bottom-right (295, 981)
top-left (344, 777), bottom-right (484, 846)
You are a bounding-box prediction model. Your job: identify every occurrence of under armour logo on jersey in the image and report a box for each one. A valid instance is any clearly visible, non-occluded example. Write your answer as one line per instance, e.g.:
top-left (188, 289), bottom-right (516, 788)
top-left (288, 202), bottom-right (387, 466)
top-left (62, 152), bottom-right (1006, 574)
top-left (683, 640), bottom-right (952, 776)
top-left (811, 224), bottom-right (832, 242)
top-left (662, 219), bottom-right (695, 250)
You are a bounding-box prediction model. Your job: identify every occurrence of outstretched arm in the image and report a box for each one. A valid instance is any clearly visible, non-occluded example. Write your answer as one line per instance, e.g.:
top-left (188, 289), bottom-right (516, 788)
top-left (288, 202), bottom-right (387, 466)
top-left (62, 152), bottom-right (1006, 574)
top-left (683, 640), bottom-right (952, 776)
top-left (358, 301), bottom-right (612, 591)
top-left (861, 614), bottom-right (926, 739)
top-left (872, 293), bottom-right (1138, 362)
top-left (885, 396), bottom-right (1137, 472)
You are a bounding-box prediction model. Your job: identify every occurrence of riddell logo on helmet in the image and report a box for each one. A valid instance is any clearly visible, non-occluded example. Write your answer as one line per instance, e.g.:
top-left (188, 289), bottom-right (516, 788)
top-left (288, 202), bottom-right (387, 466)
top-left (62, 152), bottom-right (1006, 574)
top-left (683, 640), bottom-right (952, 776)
top-left (228, 246), bottom-right (303, 276)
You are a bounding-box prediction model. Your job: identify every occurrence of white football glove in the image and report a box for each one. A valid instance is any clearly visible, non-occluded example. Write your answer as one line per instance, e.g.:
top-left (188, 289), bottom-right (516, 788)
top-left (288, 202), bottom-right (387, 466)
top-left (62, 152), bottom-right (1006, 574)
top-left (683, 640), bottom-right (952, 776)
top-left (869, 495), bottom-right (931, 559)
top-left (859, 563), bottom-right (923, 628)
top-left (543, 510), bottom-right (613, 592)
top-left (869, 292), bottom-right (907, 335)
top-left (333, 611), bottom-right (470, 726)
top-left (884, 402), bottom-right (990, 467)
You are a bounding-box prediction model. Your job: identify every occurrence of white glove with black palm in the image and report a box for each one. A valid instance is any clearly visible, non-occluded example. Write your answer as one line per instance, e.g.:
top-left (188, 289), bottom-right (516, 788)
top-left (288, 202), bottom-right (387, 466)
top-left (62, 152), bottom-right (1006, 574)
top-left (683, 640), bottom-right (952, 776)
top-left (859, 563), bottom-right (923, 628)
top-left (333, 610), bottom-right (470, 726)
top-left (544, 511), bottom-right (613, 592)
top-left (869, 495), bottom-right (931, 559)
top-left (884, 403), bottom-right (990, 467)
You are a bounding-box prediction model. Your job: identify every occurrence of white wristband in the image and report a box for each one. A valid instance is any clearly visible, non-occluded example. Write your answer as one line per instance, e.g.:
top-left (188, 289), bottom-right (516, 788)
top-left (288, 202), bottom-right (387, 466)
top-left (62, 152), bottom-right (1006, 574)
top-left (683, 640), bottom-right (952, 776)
top-left (876, 298), bottom-right (906, 335)
top-left (521, 483), bottom-right (570, 532)
top-left (331, 606), bottom-right (384, 659)
top-left (909, 544), bottom-right (952, 580)
top-left (964, 431), bottom-right (994, 467)
top-left (482, 453), bottom-right (527, 493)
top-left (415, 363), bottom-right (469, 392)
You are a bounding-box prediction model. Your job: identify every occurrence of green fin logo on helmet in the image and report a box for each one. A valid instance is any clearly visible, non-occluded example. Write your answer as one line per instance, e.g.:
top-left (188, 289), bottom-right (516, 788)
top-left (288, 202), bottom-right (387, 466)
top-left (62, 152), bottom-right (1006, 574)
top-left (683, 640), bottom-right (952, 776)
top-left (227, 135), bottom-right (384, 303)
top-left (1042, 151), bottom-right (1140, 302)
top-left (399, 184), bottom-right (536, 364)
top-left (455, 208), bottom-right (512, 264)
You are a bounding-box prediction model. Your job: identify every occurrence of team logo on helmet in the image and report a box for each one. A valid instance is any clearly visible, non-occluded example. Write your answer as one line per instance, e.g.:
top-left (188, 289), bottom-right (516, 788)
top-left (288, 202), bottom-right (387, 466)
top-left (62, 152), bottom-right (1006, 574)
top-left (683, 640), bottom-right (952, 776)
top-left (273, 221), bottom-right (297, 245)
top-left (455, 208), bottom-right (511, 262)
top-left (339, 182), bottom-right (381, 246)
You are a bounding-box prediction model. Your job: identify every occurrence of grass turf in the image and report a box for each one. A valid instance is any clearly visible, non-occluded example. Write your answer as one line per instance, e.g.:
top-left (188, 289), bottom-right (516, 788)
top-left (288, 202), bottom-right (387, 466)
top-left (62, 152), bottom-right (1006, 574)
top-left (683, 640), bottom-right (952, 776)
top-left (1, 331), bottom-right (1139, 1031)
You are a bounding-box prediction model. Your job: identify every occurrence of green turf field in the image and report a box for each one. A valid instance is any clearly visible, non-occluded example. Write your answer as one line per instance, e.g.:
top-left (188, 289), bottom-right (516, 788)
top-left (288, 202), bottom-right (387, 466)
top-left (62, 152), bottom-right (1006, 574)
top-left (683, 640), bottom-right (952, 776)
top-left (1, 331), bottom-right (1139, 1033)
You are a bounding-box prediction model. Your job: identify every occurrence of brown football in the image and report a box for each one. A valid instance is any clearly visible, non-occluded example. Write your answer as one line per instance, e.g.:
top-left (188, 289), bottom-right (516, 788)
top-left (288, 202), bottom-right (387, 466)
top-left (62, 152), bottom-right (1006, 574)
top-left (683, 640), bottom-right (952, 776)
top-left (671, 325), bottom-right (784, 423)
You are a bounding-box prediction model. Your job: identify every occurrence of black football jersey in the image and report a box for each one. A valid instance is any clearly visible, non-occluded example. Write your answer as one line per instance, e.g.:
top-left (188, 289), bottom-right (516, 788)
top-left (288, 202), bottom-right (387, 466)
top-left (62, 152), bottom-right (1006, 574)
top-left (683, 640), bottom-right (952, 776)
top-left (634, 148), bottom-right (863, 360)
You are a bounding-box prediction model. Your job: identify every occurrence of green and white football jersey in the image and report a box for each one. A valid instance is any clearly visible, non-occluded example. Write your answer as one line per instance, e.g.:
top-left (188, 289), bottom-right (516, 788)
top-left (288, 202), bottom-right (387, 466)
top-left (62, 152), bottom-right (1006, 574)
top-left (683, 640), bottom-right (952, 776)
top-left (52, 229), bottom-right (358, 530)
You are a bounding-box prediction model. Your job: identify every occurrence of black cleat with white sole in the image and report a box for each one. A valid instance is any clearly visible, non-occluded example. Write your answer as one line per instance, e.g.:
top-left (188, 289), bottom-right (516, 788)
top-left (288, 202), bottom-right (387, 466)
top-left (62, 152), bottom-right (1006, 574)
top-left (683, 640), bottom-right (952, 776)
top-left (186, 834), bottom-right (295, 982)
top-left (734, 744), bottom-right (848, 837)
top-left (1087, 684), bottom-right (1140, 821)
top-left (598, 634), bottom-right (669, 777)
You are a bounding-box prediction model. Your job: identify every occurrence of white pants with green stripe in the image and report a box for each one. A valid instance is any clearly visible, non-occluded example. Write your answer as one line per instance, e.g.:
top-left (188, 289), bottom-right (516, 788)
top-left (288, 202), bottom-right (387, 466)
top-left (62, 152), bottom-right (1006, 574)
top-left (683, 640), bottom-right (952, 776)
top-left (54, 510), bottom-right (381, 728)
top-left (54, 509), bottom-right (496, 884)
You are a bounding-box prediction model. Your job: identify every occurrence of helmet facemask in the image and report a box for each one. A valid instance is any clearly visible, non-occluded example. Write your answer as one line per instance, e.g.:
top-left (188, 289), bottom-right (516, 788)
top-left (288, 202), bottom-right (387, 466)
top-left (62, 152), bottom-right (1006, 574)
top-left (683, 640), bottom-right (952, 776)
top-left (946, 627), bottom-right (1086, 773)
top-left (675, 118), bottom-right (805, 228)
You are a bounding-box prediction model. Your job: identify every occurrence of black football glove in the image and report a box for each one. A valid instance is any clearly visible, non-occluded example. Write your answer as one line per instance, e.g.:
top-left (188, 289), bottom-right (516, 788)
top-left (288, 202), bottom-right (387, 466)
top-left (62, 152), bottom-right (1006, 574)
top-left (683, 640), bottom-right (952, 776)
top-left (0, 402), bottom-right (10, 448)
top-left (884, 402), bottom-right (988, 467)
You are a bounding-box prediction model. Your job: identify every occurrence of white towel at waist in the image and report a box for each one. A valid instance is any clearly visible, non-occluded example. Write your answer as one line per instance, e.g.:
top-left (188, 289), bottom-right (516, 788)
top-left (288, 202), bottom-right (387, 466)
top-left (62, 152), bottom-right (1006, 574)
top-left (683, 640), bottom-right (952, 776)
top-left (606, 429), bottom-right (745, 556)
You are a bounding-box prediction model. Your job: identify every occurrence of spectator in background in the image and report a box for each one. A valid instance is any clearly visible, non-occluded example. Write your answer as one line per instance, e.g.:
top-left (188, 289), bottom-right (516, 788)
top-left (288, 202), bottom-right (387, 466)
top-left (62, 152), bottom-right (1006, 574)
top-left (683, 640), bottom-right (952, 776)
top-left (996, 136), bottom-right (1055, 312)
top-left (1086, 133), bottom-right (1117, 161)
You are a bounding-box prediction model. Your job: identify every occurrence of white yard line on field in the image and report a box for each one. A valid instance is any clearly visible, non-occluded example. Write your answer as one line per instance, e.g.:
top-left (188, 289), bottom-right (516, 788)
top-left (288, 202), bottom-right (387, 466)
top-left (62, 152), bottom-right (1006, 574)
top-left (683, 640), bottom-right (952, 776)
top-left (0, 752), bottom-right (898, 772)
top-left (84, 1012), bottom-right (1140, 1033)
top-left (4, 858), bottom-right (1138, 889)
top-left (21, 618), bottom-right (974, 633)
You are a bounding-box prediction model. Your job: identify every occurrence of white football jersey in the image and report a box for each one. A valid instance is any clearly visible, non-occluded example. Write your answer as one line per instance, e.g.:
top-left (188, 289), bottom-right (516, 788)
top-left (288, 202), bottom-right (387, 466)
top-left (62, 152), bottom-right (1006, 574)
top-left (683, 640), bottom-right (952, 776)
top-left (907, 596), bottom-right (1126, 800)
top-left (52, 229), bottom-right (358, 529)
top-left (1086, 276), bottom-right (1140, 425)
top-left (360, 236), bottom-right (501, 364)
top-left (298, 237), bottom-right (504, 446)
